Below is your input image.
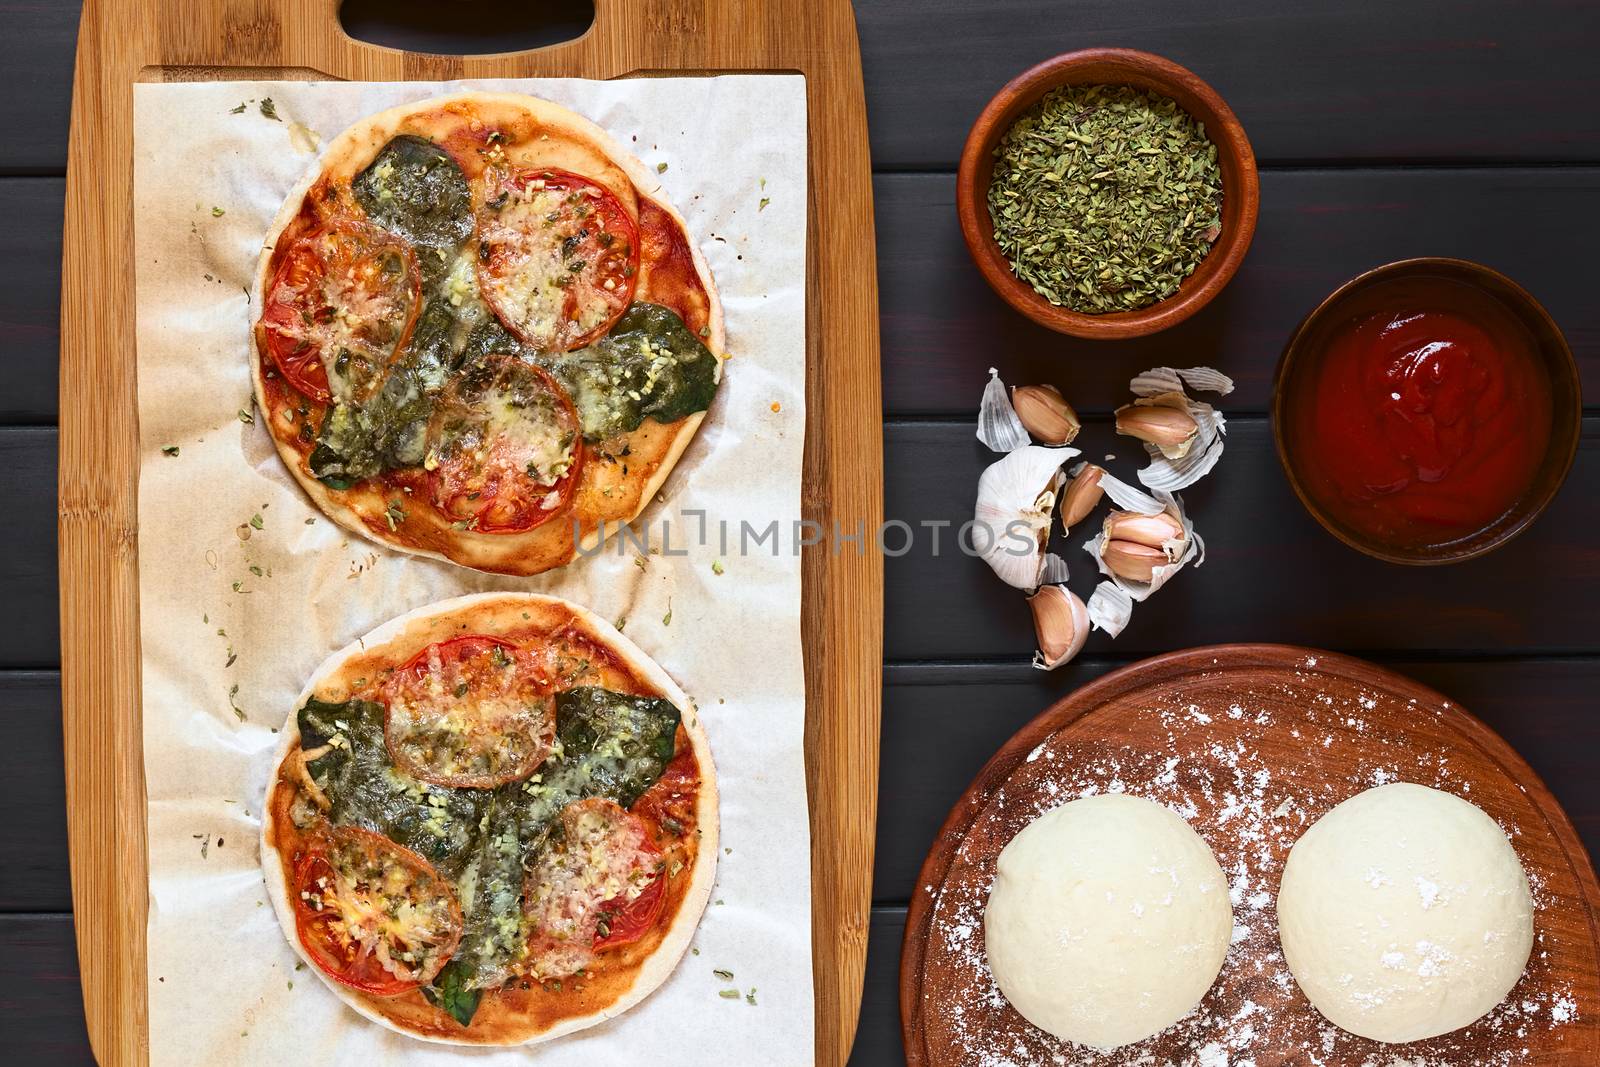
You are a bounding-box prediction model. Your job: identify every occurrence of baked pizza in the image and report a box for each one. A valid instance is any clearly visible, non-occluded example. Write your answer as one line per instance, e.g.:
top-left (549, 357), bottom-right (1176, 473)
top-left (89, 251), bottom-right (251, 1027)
top-left (261, 593), bottom-right (717, 1045)
top-left (250, 93), bottom-right (724, 575)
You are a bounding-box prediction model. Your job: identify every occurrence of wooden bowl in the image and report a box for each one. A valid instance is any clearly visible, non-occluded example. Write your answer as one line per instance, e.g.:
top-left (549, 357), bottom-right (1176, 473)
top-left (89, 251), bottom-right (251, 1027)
top-left (901, 644), bottom-right (1600, 1065)
top-left (1273, 257), bottom-right (1582, 565)
top-left (956, 48), bottom-right (1259, 339)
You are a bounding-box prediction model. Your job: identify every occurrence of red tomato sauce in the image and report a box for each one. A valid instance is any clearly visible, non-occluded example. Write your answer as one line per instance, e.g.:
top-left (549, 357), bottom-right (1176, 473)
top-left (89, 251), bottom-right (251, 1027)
top-left (1288, 277), bottom-right (1551, 549)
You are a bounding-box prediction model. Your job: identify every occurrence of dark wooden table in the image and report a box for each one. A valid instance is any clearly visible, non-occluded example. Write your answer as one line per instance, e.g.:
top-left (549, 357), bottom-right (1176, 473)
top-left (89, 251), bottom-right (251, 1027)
top-left (5, 2), bottom-right (1598, 1062)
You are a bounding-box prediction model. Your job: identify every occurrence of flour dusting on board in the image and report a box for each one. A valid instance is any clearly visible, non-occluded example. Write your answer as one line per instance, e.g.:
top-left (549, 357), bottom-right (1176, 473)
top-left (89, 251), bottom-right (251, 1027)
top-left (918, 660), bottom-right (1585, 1065)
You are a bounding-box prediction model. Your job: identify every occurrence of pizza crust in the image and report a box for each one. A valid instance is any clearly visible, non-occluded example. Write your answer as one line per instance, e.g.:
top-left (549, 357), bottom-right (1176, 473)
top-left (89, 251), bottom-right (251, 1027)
top-left (250, 92), bottom-right (726, 576)
top-left (260, 592), bottom-right (719, 1046)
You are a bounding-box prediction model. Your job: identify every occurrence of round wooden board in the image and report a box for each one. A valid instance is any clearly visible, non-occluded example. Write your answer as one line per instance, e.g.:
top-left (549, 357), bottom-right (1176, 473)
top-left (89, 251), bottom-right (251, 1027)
top-left (900, 644), bottom-right (1600, 1065)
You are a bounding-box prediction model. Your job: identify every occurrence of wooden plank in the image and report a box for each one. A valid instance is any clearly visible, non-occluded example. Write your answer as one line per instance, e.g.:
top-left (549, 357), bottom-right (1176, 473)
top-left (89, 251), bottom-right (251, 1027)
top-left (13, 653), bottom-right (1600, 910)
top-left (847, 907), bottom-right (908, 1067)
top-left (857, 0), bottom-right (1600, 169)
top-left (0, 906), bottom-right (908, 1067)
top-left (19, 412), bottom-right (1600, 669)
top-left (884, 416), bottom-right (1600, 662)
top-left (0, 909), bottom-right (921, 1066)
top-left (876, 169), bottom-right (1600, 415)
top-left (0, 179), bottom-right (62, 423)
top-left (0, 3), bottom-right (79, 173)
top-left (6, 649), bottom-right (1597, 1060)
top-left (60, 2), bottom-right (882, 1064)
top-left (0, 429), bottom-right (58, 667)
top-left (12, 0), bottom-right (1600, 173)
top-left (0, 915), bottom-right (95, 1065)
top-left (15, 166), bottom-right (1600, 426)
top-left (0, 673), bottom-right (70, 912)
top-left (875, 659), bottom-right (1600, 907)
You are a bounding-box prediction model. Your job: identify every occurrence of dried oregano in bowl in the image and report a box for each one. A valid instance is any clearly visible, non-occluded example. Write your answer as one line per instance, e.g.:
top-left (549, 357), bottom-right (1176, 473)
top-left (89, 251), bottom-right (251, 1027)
top-left (987, 84), bottom-right (1224, 314)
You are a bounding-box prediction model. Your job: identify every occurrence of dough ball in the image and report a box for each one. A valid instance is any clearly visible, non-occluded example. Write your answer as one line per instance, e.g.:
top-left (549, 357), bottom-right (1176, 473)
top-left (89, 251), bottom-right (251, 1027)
top-left (1276, 782), bottom-right (1533, 1044)
top-left (983, 793), bottom-right (1233, 1050)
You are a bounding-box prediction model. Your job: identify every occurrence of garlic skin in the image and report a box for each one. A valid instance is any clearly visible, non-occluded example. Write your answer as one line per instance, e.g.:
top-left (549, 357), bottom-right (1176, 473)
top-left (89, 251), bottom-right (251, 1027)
top-left (1039, 552), bottom-right (1070, 585)
top-left (1103, 509), bottom-right (1187, 559)
top-left (1115, 398), bottom-right (1199, 456)
top-left (977, 367), bottom-right (1030, 453)
top-left (1012, 384), bottom-right (1081, 445)
top-left (1059, 463), bottom-right (1106, 530)
top-left (1086, 581), bottom-right (1134, 638)
top-left (1101, 539), bottom-right (1167, 583)
top-left (1028, 584), bottom-right (1088, 670)
top-left (974, 445), bottom-right (1078, 589)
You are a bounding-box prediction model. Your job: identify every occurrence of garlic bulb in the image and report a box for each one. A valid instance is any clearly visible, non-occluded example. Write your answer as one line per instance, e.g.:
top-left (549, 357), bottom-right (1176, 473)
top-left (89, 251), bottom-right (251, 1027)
top-left (1059, 463), bottom-right (1106, 530)
top-left (1122, 366), bottom-right (1234, 493)
top-left (1028, 584), bottom-right (1088, 670)
top-left (977, 367), bottom-right (1029, 453)
top-left (974, 445), bottom-right (1077, 589)
top-left (1011, 384), bottom-right (1081, 445)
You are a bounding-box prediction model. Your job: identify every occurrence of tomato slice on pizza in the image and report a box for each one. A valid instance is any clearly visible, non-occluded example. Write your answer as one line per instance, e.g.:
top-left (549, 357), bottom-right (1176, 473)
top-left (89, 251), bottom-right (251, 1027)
top-left (631, 740), bottom-right (700, 836)
top-left (523, 798), bottom-right (668, 979)
top-left (381, 635), bottom-right (555, 789)
top-left (425, 354), bottom-right (584, 534)
top-left (593, 855), bottom-right (667, 951)
top-left (260, 219), bottom-right (422, 405)
top-left (292, 824), bottom-right (463, 997)
top-left (475, 168), bottom-right (640, 353)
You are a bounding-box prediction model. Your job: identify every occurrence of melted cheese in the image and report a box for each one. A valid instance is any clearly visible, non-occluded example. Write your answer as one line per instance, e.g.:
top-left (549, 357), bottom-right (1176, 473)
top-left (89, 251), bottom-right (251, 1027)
top-left (383, 642), bottom-right (554, 786)
top-left (481, 389), bottom-right (575, 481)
top-left (270, 230), bottom-right (412, 402)
top-left (308, 829), bottom-right (459, 983)
top-left (427, 358), bottom-right (579, 528)
top-left (478, 184), bottom-right (573, 345)
top-left (521, 798), bottom-right (660, 981)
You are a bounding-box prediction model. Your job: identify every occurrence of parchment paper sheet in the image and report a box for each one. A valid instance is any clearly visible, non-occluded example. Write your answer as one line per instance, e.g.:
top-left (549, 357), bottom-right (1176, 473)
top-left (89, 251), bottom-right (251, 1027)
top-left (132, 76), bottom-right (810, 1066)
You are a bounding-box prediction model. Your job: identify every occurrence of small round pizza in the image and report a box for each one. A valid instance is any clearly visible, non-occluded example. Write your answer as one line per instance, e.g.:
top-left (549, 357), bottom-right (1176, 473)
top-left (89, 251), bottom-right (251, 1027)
top-left (261, 593), bottom-right (717, 1045)
top-left (251, 93), bottom-right (725, 575)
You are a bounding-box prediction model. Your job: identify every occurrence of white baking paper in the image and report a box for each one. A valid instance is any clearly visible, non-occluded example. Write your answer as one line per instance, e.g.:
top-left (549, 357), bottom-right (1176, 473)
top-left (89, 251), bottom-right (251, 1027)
top-left (133, 76), bottom-right (810, 1066)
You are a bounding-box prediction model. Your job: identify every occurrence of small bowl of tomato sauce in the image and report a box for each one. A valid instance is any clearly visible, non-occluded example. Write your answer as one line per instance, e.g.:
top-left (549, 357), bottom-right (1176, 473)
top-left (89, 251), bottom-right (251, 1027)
top-left (1273, 258), bottom-right (1581, 565)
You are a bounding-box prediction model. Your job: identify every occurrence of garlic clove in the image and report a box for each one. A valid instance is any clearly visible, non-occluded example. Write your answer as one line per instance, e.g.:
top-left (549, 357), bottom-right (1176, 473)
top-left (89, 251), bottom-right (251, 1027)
top-left (1114, 402), bottom-right (1198, 451)
top-left (1059, 463), bottom-right (1106, 530)
top-left (1011, 384), bottom-right (1081, 446)
top-left (1028, 584), bottom-right (1088, 670)
top-left (1103, 509), bottom-right (1186, 554)
top-left (1101, 539), bottom-right (1167, 584)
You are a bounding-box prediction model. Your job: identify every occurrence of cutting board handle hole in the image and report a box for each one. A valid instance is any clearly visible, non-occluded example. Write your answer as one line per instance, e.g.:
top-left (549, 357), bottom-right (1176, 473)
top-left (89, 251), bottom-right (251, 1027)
top-left (339, 0), bottom-right (595, 56)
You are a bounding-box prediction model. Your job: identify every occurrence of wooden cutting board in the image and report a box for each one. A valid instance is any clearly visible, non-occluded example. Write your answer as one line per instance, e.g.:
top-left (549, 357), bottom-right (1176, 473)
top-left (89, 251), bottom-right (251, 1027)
top-left (57, 2), bottom-right (883, 1064)
top-left (902, 645), bottom-right (1600, 1065)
